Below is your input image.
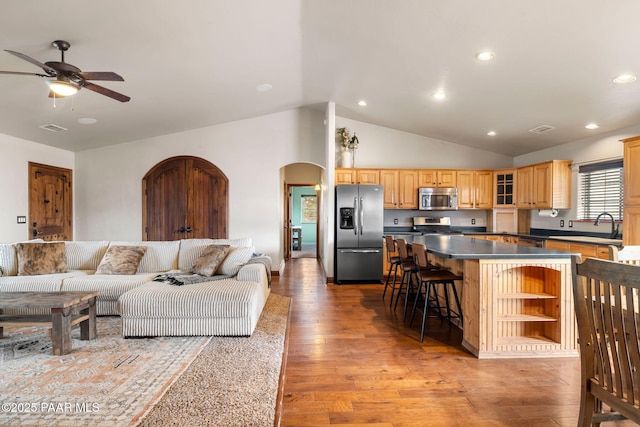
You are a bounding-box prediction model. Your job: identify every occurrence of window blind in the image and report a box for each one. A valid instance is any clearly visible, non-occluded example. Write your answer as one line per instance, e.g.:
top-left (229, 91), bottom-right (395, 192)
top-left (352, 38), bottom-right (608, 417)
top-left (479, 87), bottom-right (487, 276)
top-left (577, 159), bottom-right (624, 220)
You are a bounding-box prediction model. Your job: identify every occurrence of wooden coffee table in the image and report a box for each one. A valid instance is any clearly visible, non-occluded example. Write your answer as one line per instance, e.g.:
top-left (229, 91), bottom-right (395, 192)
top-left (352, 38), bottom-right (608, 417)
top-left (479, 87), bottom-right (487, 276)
top-left (0, 291), bottom-right (98, 355)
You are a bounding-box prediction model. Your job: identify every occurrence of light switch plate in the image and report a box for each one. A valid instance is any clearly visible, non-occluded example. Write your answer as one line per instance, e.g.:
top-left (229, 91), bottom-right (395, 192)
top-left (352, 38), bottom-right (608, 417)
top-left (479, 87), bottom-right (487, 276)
top-left (17, 216), bottom-right (26, 224)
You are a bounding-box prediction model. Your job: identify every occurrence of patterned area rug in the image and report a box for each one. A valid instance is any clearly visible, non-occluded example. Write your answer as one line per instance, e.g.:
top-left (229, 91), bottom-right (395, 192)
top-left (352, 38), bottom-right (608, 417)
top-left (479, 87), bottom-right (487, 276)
top-left (0, 315), bottom-right (210, 426)
top-left (138, 293), bottom-right (291, 426)
top-left (0, 293), bottom-right (290, 426)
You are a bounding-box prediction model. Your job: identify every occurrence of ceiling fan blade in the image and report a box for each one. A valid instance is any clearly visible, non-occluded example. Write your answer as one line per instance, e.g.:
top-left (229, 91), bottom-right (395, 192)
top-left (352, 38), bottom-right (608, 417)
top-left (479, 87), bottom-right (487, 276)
top-left (4, 50), bottom-right (58, 75)
top-left (0, 70), bottom-right (47, 77)
top-left (82, 81), bottom-right (130, 102)
top-left (79, 71), bottom-right (124, 81)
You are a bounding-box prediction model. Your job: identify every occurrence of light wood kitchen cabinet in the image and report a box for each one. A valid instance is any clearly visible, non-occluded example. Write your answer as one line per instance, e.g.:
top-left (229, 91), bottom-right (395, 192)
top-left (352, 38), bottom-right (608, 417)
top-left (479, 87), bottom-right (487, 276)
top-left (494, 169), bottom-right (516, 207)
top-left (356, 169), bottom-right (380, 184)
top-left (623, 205), bottom-right (640, 246)
top-left (516, 160), bottom-right (571, 209)
top-left (489, 208), bottom-right (518, 233)
top-left (418, 169), bottom-right (457, 187)
top-left (335, 168), bottom-right (356, 184)
top-left (621, 136), bottom-right (640, 245)
top-left (398, 170), bottom-right (419, 209)
top-left (544, 239), bottom-right (611, 261)
top-left (380, 169), bottom-right (418, 209)
top-left (544, 240), bottom-right (569, 251)
top-left (380, 169), bottom-right (399, 208)
top-left (457, 170), bottom-right (493, 209)
top-left (335, 168), bottom-right (380, 184)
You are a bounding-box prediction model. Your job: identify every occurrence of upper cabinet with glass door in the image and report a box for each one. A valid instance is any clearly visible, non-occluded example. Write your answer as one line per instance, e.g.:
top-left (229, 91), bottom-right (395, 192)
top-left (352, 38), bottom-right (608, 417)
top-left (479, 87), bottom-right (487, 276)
top-left (494, 169), bottom-right (516, 208)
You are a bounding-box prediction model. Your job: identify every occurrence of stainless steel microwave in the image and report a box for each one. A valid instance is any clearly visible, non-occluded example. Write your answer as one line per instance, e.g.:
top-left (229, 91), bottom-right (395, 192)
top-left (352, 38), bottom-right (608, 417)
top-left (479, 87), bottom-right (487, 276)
top-left (418, 187), bottom-right (458, 210)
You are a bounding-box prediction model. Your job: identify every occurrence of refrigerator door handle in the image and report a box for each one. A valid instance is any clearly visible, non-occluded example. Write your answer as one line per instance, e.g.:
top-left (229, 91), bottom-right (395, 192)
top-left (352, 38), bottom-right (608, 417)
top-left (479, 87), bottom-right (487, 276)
top-left (359, 196), bottom-right (364, 235)
top-left (353, 197), bottom-right (358, 235)
top-left (339, 249), bottom-right (381, 253)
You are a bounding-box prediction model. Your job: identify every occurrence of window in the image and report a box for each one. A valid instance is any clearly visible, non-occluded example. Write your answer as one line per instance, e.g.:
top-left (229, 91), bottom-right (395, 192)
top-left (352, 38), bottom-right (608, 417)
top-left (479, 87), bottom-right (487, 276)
top-left (577, 159), bottom-right (624, 220)
top-left (301, 195), bottom-right (317, 223)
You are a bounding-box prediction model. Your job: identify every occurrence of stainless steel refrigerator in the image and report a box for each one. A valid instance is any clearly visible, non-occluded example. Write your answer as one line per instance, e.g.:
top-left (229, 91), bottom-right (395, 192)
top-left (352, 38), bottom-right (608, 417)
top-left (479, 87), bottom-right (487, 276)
top-left (334, 184), bottom-right (384, 284)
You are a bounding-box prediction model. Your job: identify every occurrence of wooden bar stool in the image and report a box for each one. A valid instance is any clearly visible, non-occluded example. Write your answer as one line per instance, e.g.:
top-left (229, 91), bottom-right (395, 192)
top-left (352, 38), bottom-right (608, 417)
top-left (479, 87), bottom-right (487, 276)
top-left (409, 242), bottom-right (463, 342)
top-left (382, 235), bottom-right (401, 302)
top-left (392, 238), bottom-right (419, 316)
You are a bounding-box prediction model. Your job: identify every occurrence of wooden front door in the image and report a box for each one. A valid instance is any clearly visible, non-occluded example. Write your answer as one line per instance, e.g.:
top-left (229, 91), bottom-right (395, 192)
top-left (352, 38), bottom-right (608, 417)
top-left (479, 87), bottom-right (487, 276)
top-left (28, 162), bottom-right (73, 241)
top-left (143, 156), bottom-right (228, 240)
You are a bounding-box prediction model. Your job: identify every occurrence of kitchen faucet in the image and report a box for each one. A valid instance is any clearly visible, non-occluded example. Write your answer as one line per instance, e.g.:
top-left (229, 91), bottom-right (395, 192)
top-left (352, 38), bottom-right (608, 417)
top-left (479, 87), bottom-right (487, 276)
top-left (594, 212), bottom-right (620, 239)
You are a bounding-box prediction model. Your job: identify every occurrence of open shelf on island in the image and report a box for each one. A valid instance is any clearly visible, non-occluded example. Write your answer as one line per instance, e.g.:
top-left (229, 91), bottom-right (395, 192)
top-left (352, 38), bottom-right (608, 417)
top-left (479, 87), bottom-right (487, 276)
top-left (497, 292), bottom-right (556, 299)
top-left (497, 313), bottom-right (558, 322)
top-left (496, 335), bottom-right (561, 346)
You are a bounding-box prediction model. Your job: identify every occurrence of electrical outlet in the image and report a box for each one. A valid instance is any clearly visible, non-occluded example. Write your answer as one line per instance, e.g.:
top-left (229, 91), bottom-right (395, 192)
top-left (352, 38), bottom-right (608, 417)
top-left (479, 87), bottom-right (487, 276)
top-left (393, 218), bottom-right (398, 225)
top-left (16, 216), bottom-right (26, 224)
top-left (560, 220), bottom-right (564, 227)
top-left (471, 218), bottom-right (476, 225)
top-left (569, 220), bottom-right (573, 228)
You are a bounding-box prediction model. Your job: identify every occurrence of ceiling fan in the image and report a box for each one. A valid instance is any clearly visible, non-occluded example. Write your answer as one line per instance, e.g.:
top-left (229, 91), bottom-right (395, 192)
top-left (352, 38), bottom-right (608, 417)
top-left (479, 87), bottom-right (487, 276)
top-left (0, 40), bottom-right (130, 102)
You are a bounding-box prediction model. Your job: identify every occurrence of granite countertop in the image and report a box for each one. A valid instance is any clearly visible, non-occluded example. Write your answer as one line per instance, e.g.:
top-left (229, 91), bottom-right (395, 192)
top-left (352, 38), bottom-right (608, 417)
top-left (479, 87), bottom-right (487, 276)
top-left (388, 234), bottom-right (578, 259)
top-left (459, 232), bottom-right (622, 246)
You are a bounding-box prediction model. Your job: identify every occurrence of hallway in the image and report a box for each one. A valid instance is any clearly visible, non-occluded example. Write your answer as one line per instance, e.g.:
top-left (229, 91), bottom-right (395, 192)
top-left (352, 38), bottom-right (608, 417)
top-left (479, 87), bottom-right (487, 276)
top-left (272, 258), bottom-right (633, 427)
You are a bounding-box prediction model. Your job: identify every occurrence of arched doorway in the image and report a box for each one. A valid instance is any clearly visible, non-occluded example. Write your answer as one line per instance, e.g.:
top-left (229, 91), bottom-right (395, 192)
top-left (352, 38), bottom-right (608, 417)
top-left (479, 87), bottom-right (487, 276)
top-left (282, 162), bottom-right (324, 261)
top-left (143, 156), bottom-right (228, 240)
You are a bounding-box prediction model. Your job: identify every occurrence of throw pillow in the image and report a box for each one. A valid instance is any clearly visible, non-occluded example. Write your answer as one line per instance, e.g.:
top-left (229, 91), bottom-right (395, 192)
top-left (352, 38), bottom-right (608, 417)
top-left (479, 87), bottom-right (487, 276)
top-left (217, 246), bottom-right (254, 276)
top-left (16, 242), bottom-right (68, 276)
top-left (96, 245), bottom-right (147, 275)
top-left (190, 244), bottom-right (230, 276)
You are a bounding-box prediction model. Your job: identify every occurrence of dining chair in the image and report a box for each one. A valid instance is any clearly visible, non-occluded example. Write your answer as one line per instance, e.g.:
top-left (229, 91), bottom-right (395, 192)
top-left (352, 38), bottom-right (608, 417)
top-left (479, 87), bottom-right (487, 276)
top-left (382, 236), bottom-right (401, 302)
top-left (572, 256), bottom-right (640, 425)
top-left (609, 245), bottom-right (640, 265)
top-left (408, 242), bottom-right (463, 342)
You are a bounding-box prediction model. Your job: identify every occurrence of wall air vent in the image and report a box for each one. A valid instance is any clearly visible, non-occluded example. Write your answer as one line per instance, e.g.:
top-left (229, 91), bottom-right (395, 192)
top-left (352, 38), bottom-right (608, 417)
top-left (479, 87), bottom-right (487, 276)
top-left (529, 125), bottom-right (555, 134)
top-left (38, 123), bottom-right (68, 133)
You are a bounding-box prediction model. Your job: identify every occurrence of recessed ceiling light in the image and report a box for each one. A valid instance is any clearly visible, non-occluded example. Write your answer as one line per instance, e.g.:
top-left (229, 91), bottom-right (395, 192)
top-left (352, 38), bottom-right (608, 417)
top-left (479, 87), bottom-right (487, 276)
top-left (77, 117), bottom-right (97, 125)
top-left (431, 91), bottom-right (446, 100)
top-left (475, 51), bottom-right (494, 61)
top-left (585, 123), bottom-right (599, 130)
top-left (487, 131), bottom-right (497, 136)
top-left (255, 83), bottom-right (273, 92)
top-left (358, 100), bottom-right (367, 106)
top-left (613, 74), bottom-right (637, 84)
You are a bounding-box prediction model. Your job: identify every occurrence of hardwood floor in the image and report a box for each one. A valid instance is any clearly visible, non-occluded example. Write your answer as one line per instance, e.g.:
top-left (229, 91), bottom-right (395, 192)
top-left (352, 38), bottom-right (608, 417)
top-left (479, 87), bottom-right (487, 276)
top-left (272, 258), bottom-right (635, 427)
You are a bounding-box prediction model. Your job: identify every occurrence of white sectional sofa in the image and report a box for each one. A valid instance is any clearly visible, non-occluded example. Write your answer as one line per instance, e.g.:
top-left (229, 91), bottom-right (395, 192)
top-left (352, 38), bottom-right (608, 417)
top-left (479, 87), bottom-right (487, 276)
top-left (0, 238), bottom-right (270, 337)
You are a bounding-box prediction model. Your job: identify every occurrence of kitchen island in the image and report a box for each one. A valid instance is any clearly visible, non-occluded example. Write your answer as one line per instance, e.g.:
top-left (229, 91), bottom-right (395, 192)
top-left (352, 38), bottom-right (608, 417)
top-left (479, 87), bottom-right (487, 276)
top-left (395, 234), bottom-right (579, 359)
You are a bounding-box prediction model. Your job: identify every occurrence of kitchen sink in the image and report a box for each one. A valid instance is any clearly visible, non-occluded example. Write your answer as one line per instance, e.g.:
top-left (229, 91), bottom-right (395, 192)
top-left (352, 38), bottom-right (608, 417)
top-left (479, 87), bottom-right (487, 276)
top-left (548, 235), bottom-right (623, 245)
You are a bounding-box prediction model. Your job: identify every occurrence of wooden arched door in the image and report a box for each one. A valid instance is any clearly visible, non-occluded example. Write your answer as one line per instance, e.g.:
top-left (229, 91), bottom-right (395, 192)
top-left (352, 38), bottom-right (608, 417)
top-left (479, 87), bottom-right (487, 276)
top-left (142, 156), bottom-right (228, 240)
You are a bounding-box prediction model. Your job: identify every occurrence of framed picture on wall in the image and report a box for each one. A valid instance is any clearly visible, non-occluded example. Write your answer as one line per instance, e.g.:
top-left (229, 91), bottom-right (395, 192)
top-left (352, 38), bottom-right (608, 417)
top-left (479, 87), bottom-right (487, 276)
top-left (301, 195), bottom-right (317, 223)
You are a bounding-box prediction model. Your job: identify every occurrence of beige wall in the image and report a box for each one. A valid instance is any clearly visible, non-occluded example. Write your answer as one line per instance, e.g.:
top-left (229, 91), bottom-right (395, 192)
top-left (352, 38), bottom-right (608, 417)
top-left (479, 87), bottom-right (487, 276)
top-left (0, 134), bottom-right (74, 243)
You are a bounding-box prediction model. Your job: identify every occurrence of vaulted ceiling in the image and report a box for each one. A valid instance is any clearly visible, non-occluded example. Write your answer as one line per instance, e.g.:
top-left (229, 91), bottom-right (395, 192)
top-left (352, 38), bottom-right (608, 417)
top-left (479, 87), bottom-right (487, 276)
top-left (1, 0), bottom-right (640, 156)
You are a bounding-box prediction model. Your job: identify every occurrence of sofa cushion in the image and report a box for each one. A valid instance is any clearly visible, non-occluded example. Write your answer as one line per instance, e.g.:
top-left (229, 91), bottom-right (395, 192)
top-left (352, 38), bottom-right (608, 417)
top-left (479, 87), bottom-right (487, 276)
top-left (178, 238), bottom-right (253, 271)
top-left (190, 244), bottom-right (230, 276)
top-left (0, 244), bottom-right (16, 277)
top-left (109, 241), bottom-right (180, 273)
top-left (96, 245), bottom-right (147, 275)
top-left (61, 273), bottom-right (158, 313)
top-left (0, 239), bottom-right (45, 277)
top-left (16, 242), bottom-right (68, 276)
top-left (65, 241), bottom-right (110, 270)
top-left (0, 271), bottom-right (89, 292)
top-left (218, 246), bottom-right (254, 276)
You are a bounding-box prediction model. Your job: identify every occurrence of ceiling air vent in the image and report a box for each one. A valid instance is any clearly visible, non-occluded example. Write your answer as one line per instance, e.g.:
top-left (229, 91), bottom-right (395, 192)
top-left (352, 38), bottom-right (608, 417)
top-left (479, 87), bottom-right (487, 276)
top-left (38, 124), bottom-right (68, 133)
top-left (529, 125), bottom-right (555, 134)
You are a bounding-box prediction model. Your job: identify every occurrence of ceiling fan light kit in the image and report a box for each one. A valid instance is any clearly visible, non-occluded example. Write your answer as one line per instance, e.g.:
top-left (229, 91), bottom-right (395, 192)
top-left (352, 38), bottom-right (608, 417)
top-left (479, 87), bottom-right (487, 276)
top-left (46, 76), bottom-right (79, 97)
top-left (0, 40), bottom-right (130, 102)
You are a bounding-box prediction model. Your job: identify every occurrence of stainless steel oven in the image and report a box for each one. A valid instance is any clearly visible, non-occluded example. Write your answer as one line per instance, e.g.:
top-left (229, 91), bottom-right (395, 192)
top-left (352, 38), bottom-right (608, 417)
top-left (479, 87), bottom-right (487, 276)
top-left (418, 187), bottom-right (458, 211)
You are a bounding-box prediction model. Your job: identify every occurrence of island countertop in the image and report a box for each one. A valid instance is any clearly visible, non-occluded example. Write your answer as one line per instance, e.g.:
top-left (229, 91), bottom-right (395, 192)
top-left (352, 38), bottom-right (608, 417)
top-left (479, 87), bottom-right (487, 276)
top-left (388, 234), bottom-right (578, 259)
